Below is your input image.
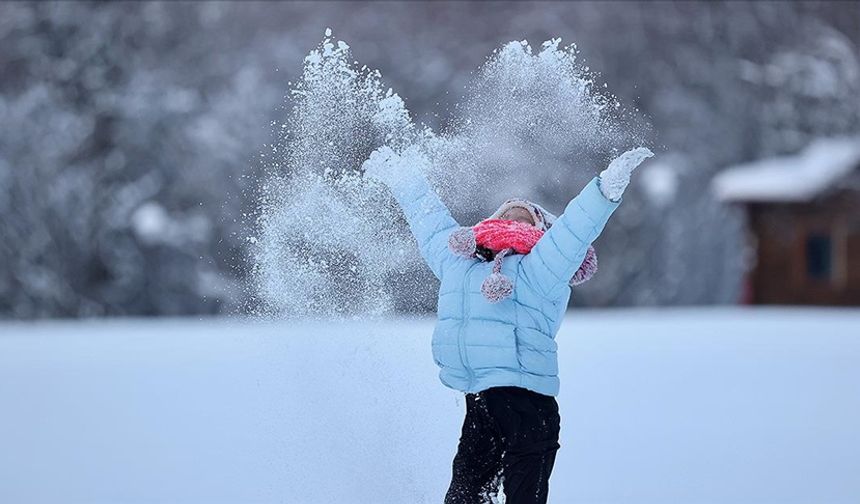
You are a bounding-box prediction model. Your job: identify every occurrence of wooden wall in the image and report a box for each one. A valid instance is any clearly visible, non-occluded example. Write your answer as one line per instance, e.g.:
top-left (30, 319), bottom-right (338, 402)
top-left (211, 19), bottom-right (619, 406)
top-left (747, 188), bottom-right (860, 306)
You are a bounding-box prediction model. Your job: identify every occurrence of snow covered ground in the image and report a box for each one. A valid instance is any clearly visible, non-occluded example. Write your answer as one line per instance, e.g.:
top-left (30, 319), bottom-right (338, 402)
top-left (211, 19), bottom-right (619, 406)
top-left (1, 308), bottom-right (859, 504)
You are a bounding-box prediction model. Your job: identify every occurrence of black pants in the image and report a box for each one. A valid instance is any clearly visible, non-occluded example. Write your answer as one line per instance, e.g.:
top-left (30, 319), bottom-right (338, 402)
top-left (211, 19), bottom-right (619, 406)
top-left (444, 386), bottom-right (560, 504)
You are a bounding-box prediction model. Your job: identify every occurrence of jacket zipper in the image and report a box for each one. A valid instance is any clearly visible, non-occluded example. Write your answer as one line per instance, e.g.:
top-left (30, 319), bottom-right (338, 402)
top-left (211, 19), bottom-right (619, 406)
top-left (458, 265), bottom-right (474, 391)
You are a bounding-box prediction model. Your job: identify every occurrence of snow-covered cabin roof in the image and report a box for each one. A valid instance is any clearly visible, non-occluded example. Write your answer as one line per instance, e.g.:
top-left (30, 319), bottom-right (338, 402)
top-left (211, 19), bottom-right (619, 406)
top-left (712, 137), bottom-right (860, 203)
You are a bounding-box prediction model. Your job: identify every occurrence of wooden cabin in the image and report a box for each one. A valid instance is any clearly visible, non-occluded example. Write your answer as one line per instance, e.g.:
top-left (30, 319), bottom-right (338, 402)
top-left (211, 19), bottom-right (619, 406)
top-left (713, 137), bottom-right (860, 306)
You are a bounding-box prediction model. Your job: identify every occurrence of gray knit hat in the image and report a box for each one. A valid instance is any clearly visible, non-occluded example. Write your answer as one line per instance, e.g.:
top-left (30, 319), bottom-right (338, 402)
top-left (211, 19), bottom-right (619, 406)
top-left (486, 198), bottom-right (557, 232)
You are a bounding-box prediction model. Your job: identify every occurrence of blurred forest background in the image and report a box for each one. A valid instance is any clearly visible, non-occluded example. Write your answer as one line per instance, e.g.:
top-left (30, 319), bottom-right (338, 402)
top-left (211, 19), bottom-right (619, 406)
top-left (1, 1), bottom-right (858, 319)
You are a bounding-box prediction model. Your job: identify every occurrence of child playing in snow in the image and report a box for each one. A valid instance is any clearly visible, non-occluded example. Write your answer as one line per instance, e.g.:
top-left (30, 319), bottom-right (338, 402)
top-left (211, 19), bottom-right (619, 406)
top-left (362, 146), bottom-right (653, 504)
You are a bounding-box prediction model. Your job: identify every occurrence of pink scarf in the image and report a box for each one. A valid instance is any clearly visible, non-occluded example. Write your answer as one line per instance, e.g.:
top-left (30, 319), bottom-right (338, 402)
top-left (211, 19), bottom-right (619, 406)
top-left (448, 218), bottom-right (598, 303)
top-left (473, 219), bottom-right (545, 255)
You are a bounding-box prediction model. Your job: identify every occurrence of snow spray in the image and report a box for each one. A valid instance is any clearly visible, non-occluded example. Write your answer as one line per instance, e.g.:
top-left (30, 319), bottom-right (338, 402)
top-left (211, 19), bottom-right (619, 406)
top-left (250, 30), bottom-right (649, 318)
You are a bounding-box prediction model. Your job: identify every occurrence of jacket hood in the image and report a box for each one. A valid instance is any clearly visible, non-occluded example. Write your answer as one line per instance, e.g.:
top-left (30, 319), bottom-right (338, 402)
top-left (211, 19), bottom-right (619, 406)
top-left (487, 198), bottom-right (557, 232)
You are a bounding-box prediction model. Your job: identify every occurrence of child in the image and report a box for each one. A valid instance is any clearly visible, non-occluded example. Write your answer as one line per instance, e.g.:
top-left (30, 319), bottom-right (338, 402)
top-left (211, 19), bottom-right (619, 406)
top-left (362, 146), bottom-right (653, 504)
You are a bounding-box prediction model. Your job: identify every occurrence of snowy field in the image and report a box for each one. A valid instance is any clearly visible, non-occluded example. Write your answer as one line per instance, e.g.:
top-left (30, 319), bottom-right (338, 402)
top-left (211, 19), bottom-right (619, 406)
top-left (1, 308), bottom-right (859, 504)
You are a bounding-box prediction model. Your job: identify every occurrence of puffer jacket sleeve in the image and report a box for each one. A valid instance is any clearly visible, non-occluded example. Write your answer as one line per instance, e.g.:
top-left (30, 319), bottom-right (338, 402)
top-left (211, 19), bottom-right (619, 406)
top-left (379, 165), bottom-right (460, 281)
top-left (519, 177), bottom-right (621, 298)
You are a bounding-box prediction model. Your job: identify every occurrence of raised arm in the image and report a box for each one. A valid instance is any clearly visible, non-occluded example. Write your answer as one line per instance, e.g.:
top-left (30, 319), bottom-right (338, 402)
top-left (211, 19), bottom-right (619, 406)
top-left (519, 148), bottom-right (653, 298)
top-left (362, 146), bottom-right (460, 280)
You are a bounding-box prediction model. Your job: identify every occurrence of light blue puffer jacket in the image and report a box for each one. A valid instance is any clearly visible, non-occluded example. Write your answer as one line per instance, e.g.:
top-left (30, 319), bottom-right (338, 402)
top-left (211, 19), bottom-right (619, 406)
top-left (384, 170), bottom-right (621, 397)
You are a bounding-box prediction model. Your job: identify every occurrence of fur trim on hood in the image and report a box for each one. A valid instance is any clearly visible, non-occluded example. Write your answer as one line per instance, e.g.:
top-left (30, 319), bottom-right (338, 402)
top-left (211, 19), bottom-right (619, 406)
top-left (448, 198), bottom-right (598, 303)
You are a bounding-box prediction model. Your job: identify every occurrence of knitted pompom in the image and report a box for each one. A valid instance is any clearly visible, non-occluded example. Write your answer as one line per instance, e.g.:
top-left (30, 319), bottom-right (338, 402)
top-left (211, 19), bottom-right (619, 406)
top-left (481, 273), bottom-right (513, 303)
top-left (448, 227), bottom-right (477, 257)
top-left (570, 246), bottom-right (598, 286)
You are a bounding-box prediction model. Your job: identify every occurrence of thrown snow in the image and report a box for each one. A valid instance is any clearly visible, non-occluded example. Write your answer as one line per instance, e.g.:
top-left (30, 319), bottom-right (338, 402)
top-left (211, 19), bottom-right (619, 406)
top-left (426, 38), bottom-right (648, 206)
top-left (252, 31), bottom-right (428, 318)
top-left (712, 136), bottom-right (860, 202)
top-left (1, 308), bottom-right (859, 503)
top-left (251, 30), bottom-right (650, 319)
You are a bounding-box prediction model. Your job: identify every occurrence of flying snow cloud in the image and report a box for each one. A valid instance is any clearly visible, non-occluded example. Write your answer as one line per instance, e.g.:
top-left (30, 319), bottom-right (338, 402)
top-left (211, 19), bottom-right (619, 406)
top-left (251, 30), bottom-right (651, 319)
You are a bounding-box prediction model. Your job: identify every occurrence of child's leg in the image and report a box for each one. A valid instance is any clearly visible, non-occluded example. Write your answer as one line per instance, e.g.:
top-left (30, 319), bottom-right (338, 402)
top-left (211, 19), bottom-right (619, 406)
top-left (444, 393), bottom-right (504, 504)
top-left (482, 387), bottom-right (561, 504)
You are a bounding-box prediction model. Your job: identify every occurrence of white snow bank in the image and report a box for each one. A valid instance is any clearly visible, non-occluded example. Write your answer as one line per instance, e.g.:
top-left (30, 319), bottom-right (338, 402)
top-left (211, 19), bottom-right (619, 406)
top-left (712, 137), bottom-right (860, 202)
top-left (1, 308), bottom-right (859, 503)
